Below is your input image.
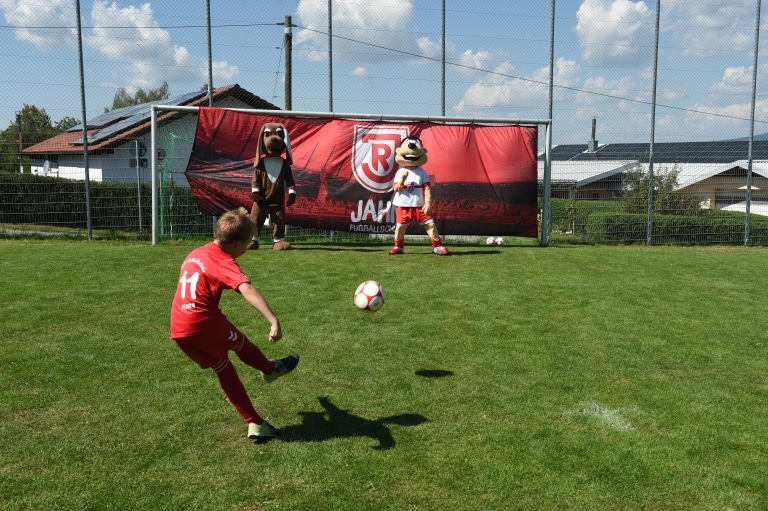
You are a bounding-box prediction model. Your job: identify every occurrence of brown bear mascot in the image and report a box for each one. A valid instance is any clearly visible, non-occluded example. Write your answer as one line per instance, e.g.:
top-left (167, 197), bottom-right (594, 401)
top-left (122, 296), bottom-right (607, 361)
top-left (247, 122), bottom-right (296, 251)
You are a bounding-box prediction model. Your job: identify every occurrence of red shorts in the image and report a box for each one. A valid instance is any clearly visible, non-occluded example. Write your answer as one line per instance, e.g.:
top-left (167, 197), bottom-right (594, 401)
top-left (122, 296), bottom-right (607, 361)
top-left (395, 206), bottom-right (434, 225)
top-left (173, 317), bottom-right (248, 369)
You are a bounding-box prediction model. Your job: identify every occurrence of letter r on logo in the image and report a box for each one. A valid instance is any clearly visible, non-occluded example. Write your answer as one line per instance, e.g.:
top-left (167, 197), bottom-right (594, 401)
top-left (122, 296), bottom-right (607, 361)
top-left (352, 126), bottom-right (409, 193)
top-left (361, 142), bottom-right (392, 175)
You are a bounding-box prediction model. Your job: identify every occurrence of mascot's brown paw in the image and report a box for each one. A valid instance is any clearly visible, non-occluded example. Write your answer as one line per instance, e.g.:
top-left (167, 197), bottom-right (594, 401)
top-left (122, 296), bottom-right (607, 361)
top-left (273, 241), bottom-right (292, 251)
top-left (246, 240), bottom-right (260, 250)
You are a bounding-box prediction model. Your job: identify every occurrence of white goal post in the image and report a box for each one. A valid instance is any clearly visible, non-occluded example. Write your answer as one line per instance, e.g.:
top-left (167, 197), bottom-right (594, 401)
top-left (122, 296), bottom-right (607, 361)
top-left (150, 106), bottom-right (552, 245)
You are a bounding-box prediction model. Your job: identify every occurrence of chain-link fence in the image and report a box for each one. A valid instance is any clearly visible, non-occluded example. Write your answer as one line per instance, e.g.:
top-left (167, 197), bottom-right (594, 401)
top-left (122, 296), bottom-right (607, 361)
top-left (2, 1), bottom-right (767, 245)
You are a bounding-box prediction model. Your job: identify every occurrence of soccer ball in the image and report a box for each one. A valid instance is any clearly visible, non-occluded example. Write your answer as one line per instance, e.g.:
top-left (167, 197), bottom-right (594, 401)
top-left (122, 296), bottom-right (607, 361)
top-left (494, 237), bottom-right (504, 245)
top-left (354, 280), bottom-right (385, 311)
top-left (486, 236), bottom-right (496, 245)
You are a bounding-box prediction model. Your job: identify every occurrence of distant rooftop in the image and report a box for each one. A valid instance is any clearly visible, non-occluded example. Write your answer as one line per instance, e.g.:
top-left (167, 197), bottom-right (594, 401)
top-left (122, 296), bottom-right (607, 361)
top-left (550, 141), bottom-right (768, 164)
top-left (23, 84), bottom-right (279, 155)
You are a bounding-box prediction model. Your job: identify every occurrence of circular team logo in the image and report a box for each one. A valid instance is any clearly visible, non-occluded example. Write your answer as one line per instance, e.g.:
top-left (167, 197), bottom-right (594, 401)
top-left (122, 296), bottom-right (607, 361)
top-left (352, 126), bottom-right (409, 193)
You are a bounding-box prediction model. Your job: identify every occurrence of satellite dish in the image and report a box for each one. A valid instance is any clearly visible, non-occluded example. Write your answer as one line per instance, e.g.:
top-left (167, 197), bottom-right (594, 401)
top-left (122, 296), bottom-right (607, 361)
top-left (43, 160), bottom-right (50, 175)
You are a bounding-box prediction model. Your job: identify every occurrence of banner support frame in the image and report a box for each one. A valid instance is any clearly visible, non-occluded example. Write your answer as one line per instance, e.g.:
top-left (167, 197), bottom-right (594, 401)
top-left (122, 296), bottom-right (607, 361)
top-left (151, 105), bottom-right (551, 245)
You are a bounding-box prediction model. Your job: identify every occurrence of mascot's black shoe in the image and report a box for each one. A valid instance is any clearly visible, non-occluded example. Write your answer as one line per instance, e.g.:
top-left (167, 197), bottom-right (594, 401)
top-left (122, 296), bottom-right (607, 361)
top-left (247, 240), bottom-right (260, 250)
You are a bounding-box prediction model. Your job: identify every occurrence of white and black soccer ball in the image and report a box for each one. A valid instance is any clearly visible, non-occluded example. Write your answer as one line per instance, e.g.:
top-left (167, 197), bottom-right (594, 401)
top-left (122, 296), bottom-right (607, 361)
top-left (494, 237), bottom-right (504, 245)
top-left (486, 236), bottom-right (496, 245)
top-left (354, 280), bottom-right (385, 311)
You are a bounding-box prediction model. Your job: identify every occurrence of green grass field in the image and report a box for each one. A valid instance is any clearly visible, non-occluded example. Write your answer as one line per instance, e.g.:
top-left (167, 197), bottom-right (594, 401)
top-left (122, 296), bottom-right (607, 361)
top-left (1, 239), bottom-right (766, 511)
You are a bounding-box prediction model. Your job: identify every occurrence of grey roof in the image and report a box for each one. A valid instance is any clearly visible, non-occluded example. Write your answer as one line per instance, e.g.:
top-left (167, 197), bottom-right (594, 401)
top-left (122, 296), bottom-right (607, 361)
top-left (541, 141), bottom-right (768, 189)
top-left (550, 141), bottom-right (768, 163)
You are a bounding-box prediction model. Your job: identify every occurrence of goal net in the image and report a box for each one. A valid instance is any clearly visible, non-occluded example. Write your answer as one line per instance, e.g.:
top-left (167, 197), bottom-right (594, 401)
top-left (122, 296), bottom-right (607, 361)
top-left (151, 106), bottom-right (549, 245)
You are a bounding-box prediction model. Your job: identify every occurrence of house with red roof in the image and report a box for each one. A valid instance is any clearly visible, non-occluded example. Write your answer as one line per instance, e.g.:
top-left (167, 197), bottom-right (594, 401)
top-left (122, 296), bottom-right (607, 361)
top-left (22, 84), bottom-right (279, 186)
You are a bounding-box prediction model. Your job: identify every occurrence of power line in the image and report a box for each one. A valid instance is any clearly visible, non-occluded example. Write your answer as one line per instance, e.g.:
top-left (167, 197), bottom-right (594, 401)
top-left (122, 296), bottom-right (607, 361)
top-left (298, 24), bottom-right (768, 125)
top-left (2, 19), bottom-right (765, 125)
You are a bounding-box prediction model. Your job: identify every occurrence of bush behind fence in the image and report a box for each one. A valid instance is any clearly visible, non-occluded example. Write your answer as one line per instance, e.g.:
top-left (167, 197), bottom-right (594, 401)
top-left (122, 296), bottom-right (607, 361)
top-left (2, 172), bottom-right (765, 246)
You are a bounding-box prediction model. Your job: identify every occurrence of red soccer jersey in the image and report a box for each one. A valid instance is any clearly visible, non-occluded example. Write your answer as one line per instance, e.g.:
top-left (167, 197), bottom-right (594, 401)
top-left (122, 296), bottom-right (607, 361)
top-left (170, 242), bottom-right (250, 338)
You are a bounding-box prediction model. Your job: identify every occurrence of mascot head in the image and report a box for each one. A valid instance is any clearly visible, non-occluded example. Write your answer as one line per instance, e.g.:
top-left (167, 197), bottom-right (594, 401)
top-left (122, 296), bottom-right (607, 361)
top-left (395, 136), bottom-right (428, 168)
top-left (257, 122), bottom-right (293, 165)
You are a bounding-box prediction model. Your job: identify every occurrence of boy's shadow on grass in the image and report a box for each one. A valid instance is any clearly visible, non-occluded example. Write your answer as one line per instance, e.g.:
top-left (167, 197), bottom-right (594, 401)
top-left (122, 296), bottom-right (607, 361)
top-left (279, 396), bottom-right (428, 450)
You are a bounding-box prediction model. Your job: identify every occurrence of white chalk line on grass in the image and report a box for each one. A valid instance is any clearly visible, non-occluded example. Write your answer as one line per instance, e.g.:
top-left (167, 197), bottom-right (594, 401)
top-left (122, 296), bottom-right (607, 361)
top-left (563, 401), bottom-right (640, 431)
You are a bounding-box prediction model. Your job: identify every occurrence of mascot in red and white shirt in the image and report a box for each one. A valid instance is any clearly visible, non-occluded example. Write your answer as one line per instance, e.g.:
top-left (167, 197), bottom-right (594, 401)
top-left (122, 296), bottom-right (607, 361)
top-left (389, 136), bottom-right (449, 256)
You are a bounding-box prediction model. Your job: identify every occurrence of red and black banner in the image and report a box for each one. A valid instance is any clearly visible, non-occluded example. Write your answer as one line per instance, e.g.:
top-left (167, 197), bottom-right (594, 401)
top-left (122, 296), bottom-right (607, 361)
top-left (185, 107), bottom-right (539, 237)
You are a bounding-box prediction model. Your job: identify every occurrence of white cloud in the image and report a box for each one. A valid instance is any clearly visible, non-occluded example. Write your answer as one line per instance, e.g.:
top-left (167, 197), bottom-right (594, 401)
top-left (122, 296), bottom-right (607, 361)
top-left (659, 87), bottom-right (686, 102)
top-left (454, 57), bottom-right (579, 114)
top-left (456, 50), bottom-right (495, 74)
top-left (710, 65), bottom-right (758, 95)
top-left (350, 66), bottom-right (369, 78)
top-left (655, 114), bottom-right (675, 130)
top-left (210, 60), bottom-right (239, 82)
top-left (672, 64), bottom-right (766, 130)
top-left (86, 1), bottom-right (237, 91)
top-left (580, 75), bottom-right (647, 104)
top-left (295, 0), bottom-right (423, 63)
top-left (680, 64), bottom-right (768, 133)
top-left (547, 58), bottom-right (581, 89)
top-left (684, 100), bottom-right (756, 130)
top-left (416, 36), bottom-right (450, 62)
top-left (576, 0), bottom-right (654, 67)
top-left (0, 0), bottom-right (239, 92)
top-left (0, 0), bottom-right (77, 49)
top-left (665, 1), bottom-right (757, 57)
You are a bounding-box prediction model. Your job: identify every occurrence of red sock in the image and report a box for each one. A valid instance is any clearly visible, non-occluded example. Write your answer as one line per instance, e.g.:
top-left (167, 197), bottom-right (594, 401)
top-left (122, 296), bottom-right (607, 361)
top-left (431, 237), bottom-right (442, 247)
top-left (394, 239), bottom-right (404, 248)
top-left (214, 360), bottom-right (262, 424)
top-left (234, 339), bottom-right (275, 374)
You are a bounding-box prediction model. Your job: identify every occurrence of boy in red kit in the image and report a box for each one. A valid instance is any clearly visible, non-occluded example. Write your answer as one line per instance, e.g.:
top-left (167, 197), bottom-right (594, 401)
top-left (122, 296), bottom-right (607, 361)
top-left (170, 207), bottom-right (299, 441)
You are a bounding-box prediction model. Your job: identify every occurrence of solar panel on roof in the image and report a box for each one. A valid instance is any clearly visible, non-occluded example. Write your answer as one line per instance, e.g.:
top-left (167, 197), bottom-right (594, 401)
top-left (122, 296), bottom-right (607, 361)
top-left (82, 111), bottom-right (152, 144)
top-left (550, 140), bottom-right (768, 164)
top-left (71, 89), bottom-right (205, 145)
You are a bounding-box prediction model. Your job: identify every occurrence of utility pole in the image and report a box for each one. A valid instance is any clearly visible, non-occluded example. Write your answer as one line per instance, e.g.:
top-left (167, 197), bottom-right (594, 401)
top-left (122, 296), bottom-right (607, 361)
top-left (441, 0), bottom-right (445, 116)
top-left (285, 15), bottom-right (292, 110)
top-left (75, 0), bottom-right (92, 238)
top-left (328, 0), bottom-right (333, 112)
top-left (206, 0), bottom-right (213, 105)
top-left (15, 112), bottom-right (22, 173)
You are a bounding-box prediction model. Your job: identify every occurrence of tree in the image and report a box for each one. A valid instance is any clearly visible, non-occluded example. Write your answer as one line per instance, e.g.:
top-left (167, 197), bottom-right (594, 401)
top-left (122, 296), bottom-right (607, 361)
top-left (0, 105), bottom-right (80, 174)
top-left (620, 163), bottom-right (702, 216)
top-left (55, 116), bottom-right (80, 131)
top-left (106, 82), bottom-right (170, 112)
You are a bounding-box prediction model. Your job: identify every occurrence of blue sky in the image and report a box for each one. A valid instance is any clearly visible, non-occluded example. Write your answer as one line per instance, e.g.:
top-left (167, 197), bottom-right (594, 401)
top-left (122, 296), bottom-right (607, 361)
top-left (1, 0), bottom-right (766, 145)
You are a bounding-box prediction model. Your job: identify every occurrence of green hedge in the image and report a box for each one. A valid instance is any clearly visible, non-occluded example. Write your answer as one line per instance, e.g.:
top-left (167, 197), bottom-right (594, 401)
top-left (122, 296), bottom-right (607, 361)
top-left (4, 174), bottom-right (767, 244)
top-left (0, 173), bottom-right (213, 235)
top-left (585, 210), bottom-right (768, 244)
top-left (548, 198), bottom-right (620, 233)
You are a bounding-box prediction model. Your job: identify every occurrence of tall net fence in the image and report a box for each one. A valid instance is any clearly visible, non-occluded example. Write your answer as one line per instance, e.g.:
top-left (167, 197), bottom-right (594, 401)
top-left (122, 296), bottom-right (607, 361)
top-left (2, 1), bottom-right (768, 245)
top-left (3, 113), bottom-right (768, 246)
top-left (544, 153), bottom-right (768, 246)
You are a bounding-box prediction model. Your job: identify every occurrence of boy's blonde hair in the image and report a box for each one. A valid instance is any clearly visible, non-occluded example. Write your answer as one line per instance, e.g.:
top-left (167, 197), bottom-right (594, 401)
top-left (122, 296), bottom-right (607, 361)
top-left (214, 207), bottom-right (255, 244)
